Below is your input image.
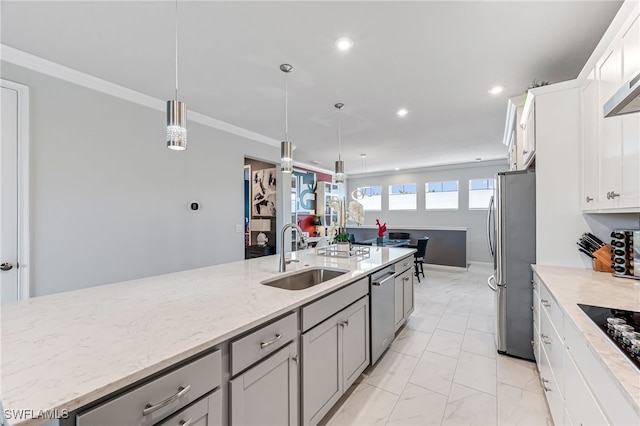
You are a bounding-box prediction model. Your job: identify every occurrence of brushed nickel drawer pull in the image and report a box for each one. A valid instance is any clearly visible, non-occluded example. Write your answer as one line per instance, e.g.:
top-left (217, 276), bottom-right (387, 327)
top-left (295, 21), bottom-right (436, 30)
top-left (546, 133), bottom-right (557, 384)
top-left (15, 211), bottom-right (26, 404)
top-left (260, 333), bottom-right (282, 349)
top-left (541, 299), bottom-right (551, 307)
top-left (541, 334), bottom-right (551, 345)
top-left (142, 385), bottom-right (191, 416)
top-left (180, 419), bottom-right (193, 426)
top-left (540, 377), bottom-right (551, 392)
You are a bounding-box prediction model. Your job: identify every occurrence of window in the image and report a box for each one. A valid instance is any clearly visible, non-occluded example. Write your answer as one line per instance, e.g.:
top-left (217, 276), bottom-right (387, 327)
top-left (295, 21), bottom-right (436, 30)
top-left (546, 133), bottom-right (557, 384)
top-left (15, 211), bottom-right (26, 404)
top-left (389, 183), bottom-right (417, 210)
top-left (469, 178), bottom-right (495, 209)
top-left (355, 186), bottom-right (382, 210)
top-left (425, 181), bottom-right (458, 210)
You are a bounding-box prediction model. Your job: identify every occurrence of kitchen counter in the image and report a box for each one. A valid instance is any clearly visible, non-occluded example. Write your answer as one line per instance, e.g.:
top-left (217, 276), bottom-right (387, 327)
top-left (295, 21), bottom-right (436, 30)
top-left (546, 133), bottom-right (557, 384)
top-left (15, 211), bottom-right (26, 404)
top-left (531, 265), bottom-right (640, 416)
top-left (0, 247), bottom-right (414, 425)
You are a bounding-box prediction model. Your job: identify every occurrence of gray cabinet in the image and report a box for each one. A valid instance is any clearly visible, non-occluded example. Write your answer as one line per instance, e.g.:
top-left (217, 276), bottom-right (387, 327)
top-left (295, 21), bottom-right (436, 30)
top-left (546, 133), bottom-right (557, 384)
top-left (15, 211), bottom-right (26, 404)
top-left (394, 263), bottom-right (414, 332)
top-left (302, 296), bottom-right (369, 425)
top-left (229, 341), bottom-right (298, 426)
top-left (157, 390), bottom-right (222, 426)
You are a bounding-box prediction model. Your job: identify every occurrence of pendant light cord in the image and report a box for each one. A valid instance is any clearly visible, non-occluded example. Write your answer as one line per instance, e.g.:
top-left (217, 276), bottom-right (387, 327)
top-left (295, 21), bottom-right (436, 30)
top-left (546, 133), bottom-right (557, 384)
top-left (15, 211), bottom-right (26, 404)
top-left (285, 76), bottom-right (289, 141)
top-left (338, 108), bottom-right (342, 161)
top-left (175, 0), bottom-right (179, 101)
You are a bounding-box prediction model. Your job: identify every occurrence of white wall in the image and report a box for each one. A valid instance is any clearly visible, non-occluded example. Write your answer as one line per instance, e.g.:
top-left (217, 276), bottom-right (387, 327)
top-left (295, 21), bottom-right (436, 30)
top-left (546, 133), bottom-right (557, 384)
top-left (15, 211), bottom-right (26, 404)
top-left (347, 161), bottom-right (508, 263)
top-left (2, 62), bottom-right (281, 296)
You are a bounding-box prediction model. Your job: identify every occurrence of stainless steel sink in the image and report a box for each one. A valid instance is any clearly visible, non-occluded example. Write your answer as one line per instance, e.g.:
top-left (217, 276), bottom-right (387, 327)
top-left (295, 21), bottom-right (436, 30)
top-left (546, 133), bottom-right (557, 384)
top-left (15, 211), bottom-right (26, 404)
top-left (261, 267), bottom-right (348, 290)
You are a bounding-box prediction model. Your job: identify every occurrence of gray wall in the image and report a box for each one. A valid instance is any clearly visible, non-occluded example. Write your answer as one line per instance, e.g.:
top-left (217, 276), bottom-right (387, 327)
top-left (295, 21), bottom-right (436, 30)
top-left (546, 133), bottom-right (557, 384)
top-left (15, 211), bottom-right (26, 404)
top-left (347, 161), bottom-right (508, 263)
top-left (2, 62), bottom-right (280, 296)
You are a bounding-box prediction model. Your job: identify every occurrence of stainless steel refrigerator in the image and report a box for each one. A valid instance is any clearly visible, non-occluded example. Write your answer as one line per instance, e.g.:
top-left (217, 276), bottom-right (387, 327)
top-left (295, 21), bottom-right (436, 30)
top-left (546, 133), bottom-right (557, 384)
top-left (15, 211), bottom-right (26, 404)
top-left (486, 169), bottom-right (536, 360)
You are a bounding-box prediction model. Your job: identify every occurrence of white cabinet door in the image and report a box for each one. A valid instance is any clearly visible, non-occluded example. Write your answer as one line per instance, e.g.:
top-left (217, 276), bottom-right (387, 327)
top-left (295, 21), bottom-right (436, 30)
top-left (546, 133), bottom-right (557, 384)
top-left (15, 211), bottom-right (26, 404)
top-left (620, 13), bottom-right (640, 209)
top-left (230, 342), bottom-right (298, 426)
top-left (341, 297), bottom-right (370, 390)
top-left (394, 274), bottom-right (404, 331)
top-left (581, 72), bottom-right (602, 210)
top-left (302, 296), bottom-right (370, 426)
top-left (302, 314), bottom-right (341, 425)
top-left (598, 44), bottom-right (624, 208)
top-left (521, 93), bottom-right (536, 168)
top-left (403, 272), bottom-right (414, 319)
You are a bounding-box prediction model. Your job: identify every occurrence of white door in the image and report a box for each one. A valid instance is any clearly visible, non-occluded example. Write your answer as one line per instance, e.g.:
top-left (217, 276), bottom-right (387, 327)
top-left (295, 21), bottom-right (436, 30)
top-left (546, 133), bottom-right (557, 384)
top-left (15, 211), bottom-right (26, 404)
top-left (1, 81), bottom-right (29, 303)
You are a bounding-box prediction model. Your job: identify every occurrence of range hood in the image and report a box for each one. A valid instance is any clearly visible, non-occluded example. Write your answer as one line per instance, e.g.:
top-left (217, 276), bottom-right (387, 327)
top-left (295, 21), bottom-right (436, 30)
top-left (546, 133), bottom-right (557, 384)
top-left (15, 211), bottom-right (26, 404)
top-left (604, 72), bottom-right (640, 117)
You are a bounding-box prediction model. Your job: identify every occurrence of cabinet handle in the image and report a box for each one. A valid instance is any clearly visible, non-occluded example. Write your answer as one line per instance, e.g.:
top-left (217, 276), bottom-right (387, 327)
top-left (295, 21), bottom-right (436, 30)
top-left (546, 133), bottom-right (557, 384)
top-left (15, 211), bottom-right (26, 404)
top-left (260, 333), bottom-right (282, 349)
top-left (291, 355), bottom-right (298, 363)
top-left (403, 277), bottom-right (410, 282)
top-left (540, 377), bottom-right (551, 392)
top-left (585, 196), bottom-right (593, 202)
top-left (180, 420), bottom-right (193, 426)
top-left (541, 299), bottom-right (551, 308)
top-left (142, 385), bottom-right (191, 416)
top-left (530, 340), bottom-right (536, 348)
top-left (340, 319), bottom-right (350, 327)
top-left (530, 306), bottom-right (537, 313)
top-left (523, 150), bottom-right (528, 154)
top-left (610, 191), bottom-right (620, 199)
top-left (541, 334), bottom-right (551, 345)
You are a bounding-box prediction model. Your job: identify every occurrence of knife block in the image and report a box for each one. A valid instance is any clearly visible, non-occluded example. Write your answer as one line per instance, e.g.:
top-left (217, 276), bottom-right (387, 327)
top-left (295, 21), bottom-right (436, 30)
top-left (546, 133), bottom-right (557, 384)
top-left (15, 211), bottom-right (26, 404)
top-left (592, 245), bottom-right (613, 273)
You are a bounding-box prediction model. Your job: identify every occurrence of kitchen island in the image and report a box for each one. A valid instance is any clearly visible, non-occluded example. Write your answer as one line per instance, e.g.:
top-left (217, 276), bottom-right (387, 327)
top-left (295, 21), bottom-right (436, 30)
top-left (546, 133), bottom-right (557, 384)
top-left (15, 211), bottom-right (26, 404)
top-left (1, 247), bottom-right (414, 425)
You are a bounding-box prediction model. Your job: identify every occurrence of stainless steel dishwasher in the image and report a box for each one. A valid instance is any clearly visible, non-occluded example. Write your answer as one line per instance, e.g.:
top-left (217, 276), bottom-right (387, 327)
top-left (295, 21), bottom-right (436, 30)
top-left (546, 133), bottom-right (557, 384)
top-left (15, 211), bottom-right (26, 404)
top-left (370, 265), bottom-right (396, 365)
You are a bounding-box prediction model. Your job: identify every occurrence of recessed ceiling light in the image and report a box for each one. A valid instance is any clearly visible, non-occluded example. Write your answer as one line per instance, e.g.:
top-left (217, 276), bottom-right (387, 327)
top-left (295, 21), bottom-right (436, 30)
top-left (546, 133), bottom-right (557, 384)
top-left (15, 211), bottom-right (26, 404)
top-left (360, 153), bottom-right (367, 158)
top-left (396, 108), bottom-right (409, 117)
top-left (475, 157), bottom-right (482, 161)
top-left (488, 85), bottom-right (504, 95)
top-left (335, 37), bottom-right (354, 51)
top-left (310, 160), bottom-right (321, 165)
top-left (394, 167), bottom-right (400, 171)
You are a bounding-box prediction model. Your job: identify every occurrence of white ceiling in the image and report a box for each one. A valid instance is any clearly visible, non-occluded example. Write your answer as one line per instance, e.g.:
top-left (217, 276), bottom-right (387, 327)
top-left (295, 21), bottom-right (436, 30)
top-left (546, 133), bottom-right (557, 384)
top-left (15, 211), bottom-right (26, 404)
top-left (1, 1), bottom-right (623, 175)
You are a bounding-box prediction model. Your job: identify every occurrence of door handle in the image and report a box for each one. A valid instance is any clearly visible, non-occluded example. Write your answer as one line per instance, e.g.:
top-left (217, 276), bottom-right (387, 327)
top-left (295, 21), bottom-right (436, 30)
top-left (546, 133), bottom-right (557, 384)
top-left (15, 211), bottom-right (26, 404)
top-left (0, 262), bottom-right (14, 271)
top-left (487, 275), bottom-right (498, 292)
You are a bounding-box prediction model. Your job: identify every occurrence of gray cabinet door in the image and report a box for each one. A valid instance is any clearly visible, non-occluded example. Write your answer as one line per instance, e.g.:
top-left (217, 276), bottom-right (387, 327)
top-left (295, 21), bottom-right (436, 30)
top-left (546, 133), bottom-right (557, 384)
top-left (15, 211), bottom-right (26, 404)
top-left (341, 297), bottom-right (370, 390)
top-left (403, 273), bottom-right (414, 319)
top-left (394, 274), bottom-right (404, 331)
top-left (230, 342), bottom-right (298, 426)
top-left (302, 314), bottom-right (341, 425)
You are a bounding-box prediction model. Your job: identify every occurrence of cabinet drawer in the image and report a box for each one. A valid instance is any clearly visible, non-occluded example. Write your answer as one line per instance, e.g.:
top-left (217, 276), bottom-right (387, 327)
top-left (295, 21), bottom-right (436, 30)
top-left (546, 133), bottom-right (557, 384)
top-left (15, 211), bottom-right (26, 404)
top-left (230, 312), bottom-right (297, 376)
top-left (157, 390), bottom-right (222, 426)
top-left (538, 344), bottom-right (563, 426)
top-left (302, 277), bottom-right (368, 332)
top-left (539, 307), bottom-right (564, 397)
top-left (564, 350), bottom-right (609, 426)
top-left (396, 256), bottom-right (413, 273)
top-left (538, 279), bottom-right (562, 336)
top-left (77, 350), bottom-right (221, 426)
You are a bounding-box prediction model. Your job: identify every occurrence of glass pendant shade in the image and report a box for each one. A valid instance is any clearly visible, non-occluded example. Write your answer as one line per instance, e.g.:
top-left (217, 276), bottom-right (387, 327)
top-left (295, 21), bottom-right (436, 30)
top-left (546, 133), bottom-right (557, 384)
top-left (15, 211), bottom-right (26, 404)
top-left (166, 100), bottom-right (187, 150)
top-left (335, 159), bottom-right (345, 183)
top-left (281, 140), bottom-right (293, 173)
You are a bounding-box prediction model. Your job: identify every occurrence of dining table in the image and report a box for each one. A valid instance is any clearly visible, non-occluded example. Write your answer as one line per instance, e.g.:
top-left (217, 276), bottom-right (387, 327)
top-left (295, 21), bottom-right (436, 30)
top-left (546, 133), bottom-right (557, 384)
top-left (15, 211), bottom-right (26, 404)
top-left (355, 238), bottom-right (411, 247)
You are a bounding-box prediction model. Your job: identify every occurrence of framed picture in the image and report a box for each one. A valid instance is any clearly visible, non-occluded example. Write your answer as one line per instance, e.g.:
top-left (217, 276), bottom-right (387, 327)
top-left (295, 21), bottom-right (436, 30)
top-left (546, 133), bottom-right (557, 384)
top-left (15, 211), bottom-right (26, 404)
top-left (292, 169), bottom-right (316, 215)
top-left (252, 168), bottom-right (277, 217)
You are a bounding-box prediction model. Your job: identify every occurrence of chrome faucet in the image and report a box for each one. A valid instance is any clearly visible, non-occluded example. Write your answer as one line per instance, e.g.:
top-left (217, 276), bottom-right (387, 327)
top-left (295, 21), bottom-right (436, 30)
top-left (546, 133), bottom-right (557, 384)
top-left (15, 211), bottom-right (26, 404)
top-left (280, 223), bottom-right (307, 272)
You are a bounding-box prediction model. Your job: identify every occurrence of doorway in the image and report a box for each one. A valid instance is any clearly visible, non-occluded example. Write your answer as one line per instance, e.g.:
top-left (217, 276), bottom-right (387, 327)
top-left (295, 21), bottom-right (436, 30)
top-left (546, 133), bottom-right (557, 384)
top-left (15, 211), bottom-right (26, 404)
top-left (1, 79), bottom-right (30, 303)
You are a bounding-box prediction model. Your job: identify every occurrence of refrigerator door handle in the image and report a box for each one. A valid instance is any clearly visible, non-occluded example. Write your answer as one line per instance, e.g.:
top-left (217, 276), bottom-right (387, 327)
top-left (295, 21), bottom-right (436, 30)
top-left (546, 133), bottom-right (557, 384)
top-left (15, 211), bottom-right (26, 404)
top-left (486, 195), bottom-right (495, 258)
top-left (487, 275), bottom-right (498, 292)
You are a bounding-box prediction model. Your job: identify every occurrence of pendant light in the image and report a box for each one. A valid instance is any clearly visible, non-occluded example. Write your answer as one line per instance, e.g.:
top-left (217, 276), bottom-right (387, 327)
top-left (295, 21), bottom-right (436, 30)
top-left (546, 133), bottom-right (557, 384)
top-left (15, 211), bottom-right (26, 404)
top-left (167, 0), bottom-right (187, 150)
top-left (334, 103), bottom-right (345, 183)
top-left (280, 64), bottom-right (294, 173)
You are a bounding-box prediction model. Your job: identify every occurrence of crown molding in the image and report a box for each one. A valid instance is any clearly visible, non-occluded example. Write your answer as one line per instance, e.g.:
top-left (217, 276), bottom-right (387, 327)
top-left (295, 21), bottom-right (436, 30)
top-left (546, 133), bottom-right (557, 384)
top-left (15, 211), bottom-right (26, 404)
top-left (347, 158), bottom-right (508, 179)
top-left (1, 44), bottom-right (280, 148)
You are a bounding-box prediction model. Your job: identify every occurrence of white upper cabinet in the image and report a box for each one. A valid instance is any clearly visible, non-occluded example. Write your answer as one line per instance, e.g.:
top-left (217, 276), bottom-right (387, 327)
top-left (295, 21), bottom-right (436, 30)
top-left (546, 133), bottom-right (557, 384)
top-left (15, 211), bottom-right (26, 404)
top-left (520, 93), bottom-right (536, 168)
top-left (581, 4), bottom-right (640, 212)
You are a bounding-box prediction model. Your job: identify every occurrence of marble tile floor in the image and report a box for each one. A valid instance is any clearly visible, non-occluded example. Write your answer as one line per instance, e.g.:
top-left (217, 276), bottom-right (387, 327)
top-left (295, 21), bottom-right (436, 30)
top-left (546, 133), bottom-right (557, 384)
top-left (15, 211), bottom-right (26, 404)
top-left (322, 263), bottom-right (552, 426)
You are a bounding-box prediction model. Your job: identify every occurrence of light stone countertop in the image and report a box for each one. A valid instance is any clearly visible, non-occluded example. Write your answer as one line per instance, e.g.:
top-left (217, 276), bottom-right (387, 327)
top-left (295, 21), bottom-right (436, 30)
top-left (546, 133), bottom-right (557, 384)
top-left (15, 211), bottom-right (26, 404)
top-left (532, 265), bottom-right (640, 416)
top-left (1, 247), bottom-right (415, 426)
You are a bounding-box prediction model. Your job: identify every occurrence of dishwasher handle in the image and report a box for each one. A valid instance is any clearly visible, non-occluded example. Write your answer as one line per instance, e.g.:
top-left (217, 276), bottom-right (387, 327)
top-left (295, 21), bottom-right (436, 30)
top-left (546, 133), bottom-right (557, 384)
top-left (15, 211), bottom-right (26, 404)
top-left (372, 272), bottom-right (396, 286)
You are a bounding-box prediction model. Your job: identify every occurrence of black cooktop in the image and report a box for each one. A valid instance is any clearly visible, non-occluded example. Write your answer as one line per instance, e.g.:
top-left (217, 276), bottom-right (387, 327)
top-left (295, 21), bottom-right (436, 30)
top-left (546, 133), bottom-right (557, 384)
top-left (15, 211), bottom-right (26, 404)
top-left (578, 304), bottom-right (640, 371)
